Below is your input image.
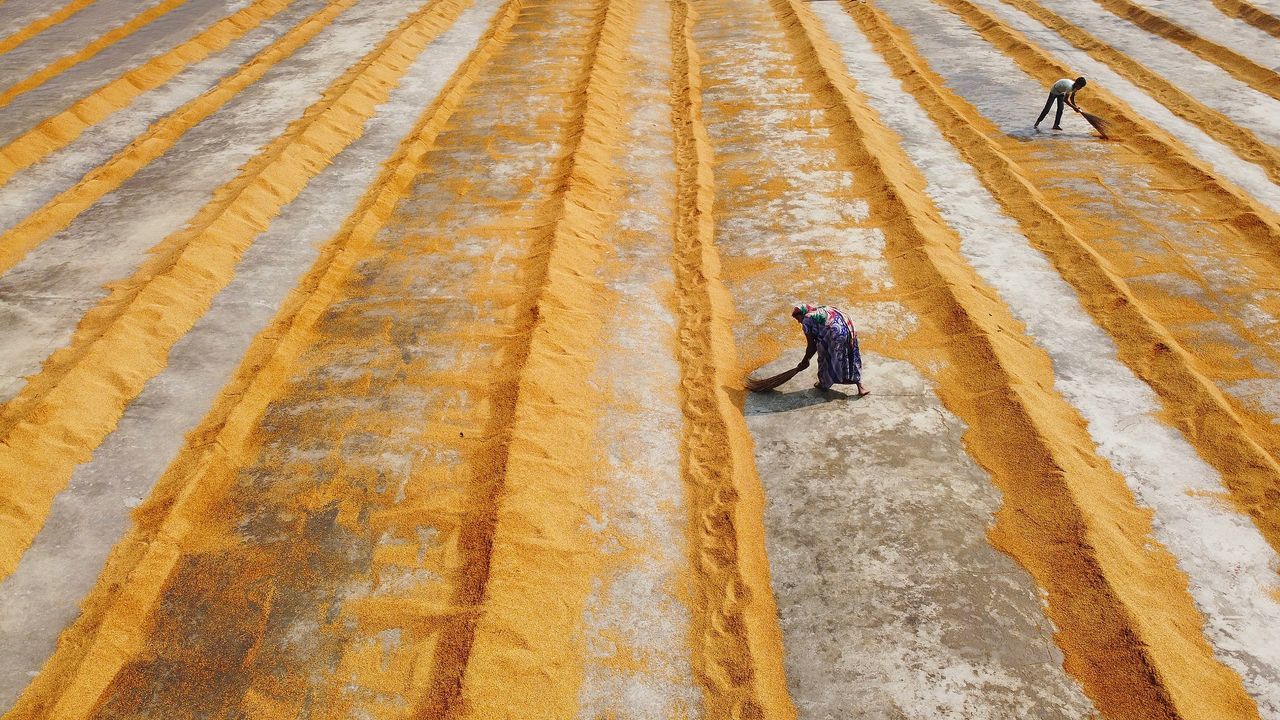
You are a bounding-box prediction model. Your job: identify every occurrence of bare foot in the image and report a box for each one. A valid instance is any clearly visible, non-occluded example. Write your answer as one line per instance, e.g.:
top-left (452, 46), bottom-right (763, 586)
top-left (857, 385), bottom-right (869, 396)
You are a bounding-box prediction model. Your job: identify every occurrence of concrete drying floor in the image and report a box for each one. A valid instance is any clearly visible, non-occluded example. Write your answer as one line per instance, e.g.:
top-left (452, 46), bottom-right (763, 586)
top-left (1, 0), bottom-right (1279, 717)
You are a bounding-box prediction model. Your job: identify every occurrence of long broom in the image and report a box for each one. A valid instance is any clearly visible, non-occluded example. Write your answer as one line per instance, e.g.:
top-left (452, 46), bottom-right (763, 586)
top-left (1074, 106), bottom-right (1109, 139)
top-left (745, 366), bottom-right (803, 392)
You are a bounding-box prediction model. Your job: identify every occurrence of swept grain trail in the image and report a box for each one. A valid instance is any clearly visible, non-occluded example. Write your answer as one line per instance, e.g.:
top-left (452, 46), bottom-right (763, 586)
top-left (2, 0), bottom-right (528, 713)
top-left (0, 0), bottom-right (509, 709)
top-left (449, 0), bottom-right (678, 713)
top-left (0, 0), bottom-right (96, 57)
top-left (0, 0), bottom-right (293, 187)
top-left (0, 0), bottom-right (472, 582)
top-left (690, 0), bottom-right (1094, 713)
top-left (825, 2), bottom-right (1280, 714)
top-left (993, 0), bottom-right (1280, 185)
top-left (1089, 0), bottom-right (1280, 101)
top-left (668, 0), bottom-right (796, 715)
top-left (0, 0), bottom-right (354, 273)
top-left (0, 0), bottom-right (189, 110)
top-left (575, 0), bottom-right (702, 715)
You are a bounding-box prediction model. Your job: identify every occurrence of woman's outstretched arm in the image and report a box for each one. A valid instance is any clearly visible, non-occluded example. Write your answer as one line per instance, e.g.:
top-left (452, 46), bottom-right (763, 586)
top-left (797, 335), bottom-right (817, 369)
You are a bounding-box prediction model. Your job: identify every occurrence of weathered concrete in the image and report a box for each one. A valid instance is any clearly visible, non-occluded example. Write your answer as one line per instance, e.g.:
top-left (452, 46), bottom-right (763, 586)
top-left (690, 0), bottom-right (1093, 714)
top-left (0, 0), bottom-right (330, 212)
top-left (747, 359), bottom-right (1089, 718)
top-left (0, 0), bottom-right (420, 404)
top-left (0, 0), bottom-right (502, 707)
top-left (863, 0), bottom-right (1280, 711)
top-left (0, 0), bottom-right (250, 146)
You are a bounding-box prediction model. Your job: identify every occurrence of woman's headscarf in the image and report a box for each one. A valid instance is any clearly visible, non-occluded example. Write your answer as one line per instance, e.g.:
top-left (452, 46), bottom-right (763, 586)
top-left (793, 303), bottom-right (829, 325)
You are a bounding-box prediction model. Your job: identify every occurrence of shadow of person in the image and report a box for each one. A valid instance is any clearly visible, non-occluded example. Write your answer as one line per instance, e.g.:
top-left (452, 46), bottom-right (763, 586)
top-left (744, 386), bottom-right (865, 415)
top-left (1009, 127), bottom-right (1096, 142)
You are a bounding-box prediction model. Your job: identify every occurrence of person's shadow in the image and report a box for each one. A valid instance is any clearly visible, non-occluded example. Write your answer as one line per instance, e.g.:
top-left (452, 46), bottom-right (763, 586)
top-left (1008, 126), bottom-right (1096, 142)
top-left (742, 359), bottom-right (867, 415)
top-left (745, 386), bottom-right (861, 415)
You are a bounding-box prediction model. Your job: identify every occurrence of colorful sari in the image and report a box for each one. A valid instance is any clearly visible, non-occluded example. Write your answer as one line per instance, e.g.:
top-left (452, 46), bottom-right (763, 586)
top-left (796, 304), bottom-right (862, 390)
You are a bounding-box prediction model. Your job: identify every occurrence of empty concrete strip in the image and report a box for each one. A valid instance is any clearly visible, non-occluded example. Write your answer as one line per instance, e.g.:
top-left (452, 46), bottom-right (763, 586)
top-left (0, 0), bottom-right (508, 712)
top-left (687, 0), bottom-right (1096, 714)
top-left (815, 1), bottom-right (1280, 716)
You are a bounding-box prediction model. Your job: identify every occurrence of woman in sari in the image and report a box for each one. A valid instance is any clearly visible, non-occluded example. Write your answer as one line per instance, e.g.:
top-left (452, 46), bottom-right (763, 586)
top-left (792, 303), bottom-right (867, 394)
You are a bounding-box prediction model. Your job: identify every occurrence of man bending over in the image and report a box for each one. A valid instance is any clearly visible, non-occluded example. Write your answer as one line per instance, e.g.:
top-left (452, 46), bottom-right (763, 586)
top-left (1035, 76), bottom-right (1086, 131)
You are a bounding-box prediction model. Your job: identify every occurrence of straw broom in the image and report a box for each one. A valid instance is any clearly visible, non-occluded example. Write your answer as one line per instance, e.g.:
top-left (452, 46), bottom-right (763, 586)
top-left (1074, 106), bottom-right (1109, 139)
top-left (745, 366), bottom-right (803, 392)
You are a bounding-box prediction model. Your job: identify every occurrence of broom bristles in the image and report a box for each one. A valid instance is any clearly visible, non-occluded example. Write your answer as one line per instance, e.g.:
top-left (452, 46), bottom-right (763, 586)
top-left (745, 366), bottom-right (801, 392)
top-left (1080, 110), bottom-right (1109, 138)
